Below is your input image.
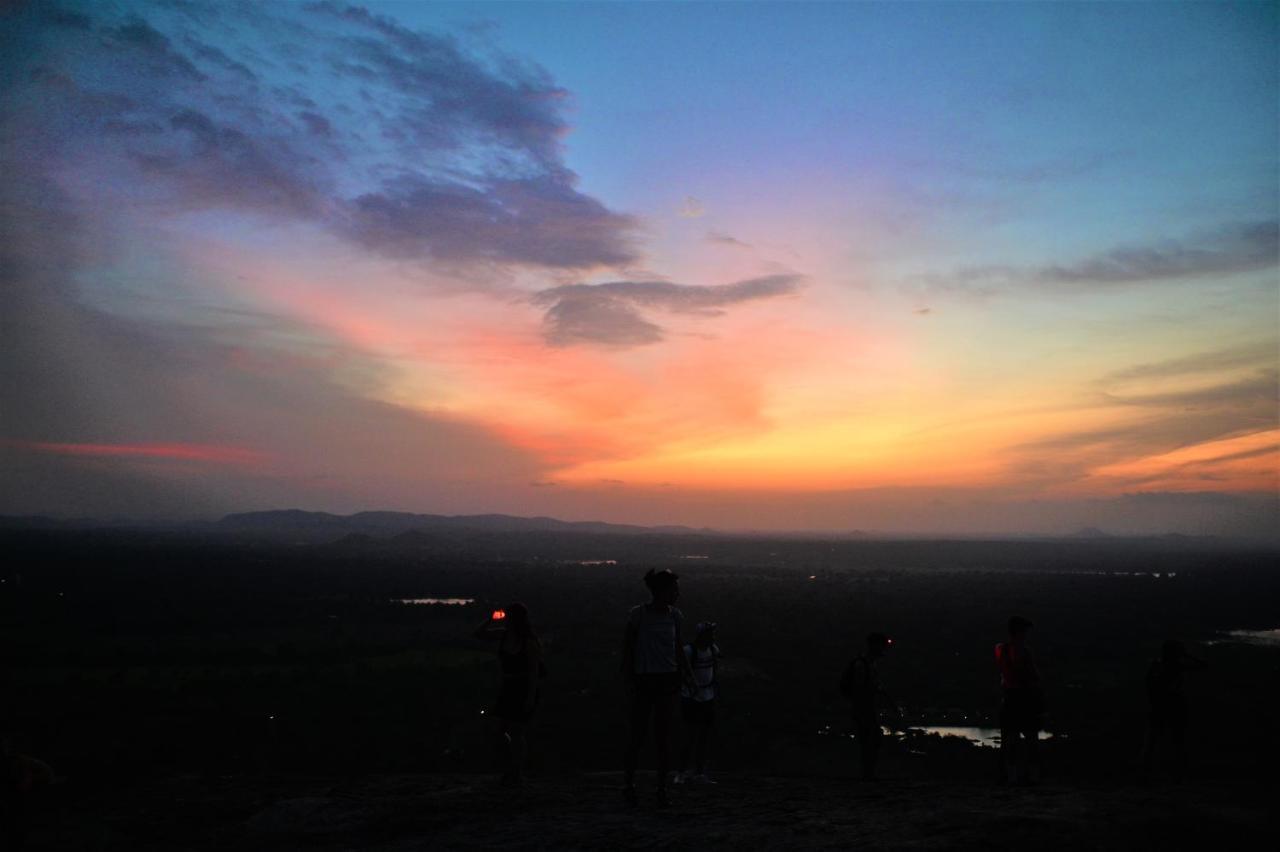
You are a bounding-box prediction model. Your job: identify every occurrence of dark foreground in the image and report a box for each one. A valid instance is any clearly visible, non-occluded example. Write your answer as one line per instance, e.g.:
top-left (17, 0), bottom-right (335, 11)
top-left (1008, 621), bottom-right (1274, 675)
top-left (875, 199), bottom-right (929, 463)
top-left (22, 771), bottom-right (1277, 851)
top-left (5, 529), bottom-right (1279, 848)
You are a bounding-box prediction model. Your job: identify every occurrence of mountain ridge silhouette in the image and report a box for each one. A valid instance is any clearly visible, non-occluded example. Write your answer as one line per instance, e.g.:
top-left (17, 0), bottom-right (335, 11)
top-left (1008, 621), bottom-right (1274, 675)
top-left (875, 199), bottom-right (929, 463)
top-left (218, 509), bottom-right (710, 538)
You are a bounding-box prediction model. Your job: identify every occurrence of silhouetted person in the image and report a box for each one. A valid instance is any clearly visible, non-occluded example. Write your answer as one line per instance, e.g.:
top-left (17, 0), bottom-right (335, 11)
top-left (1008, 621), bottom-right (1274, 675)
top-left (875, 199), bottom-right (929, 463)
top-left (622, 569), bottom-right (695, 807)
top-left (675, 621), bottom-right (720, 784)
top-left (996, 615), bottom-right (1043, 785)
top-left (1139, 639), bottom-right (1206, 782)
top-left (841, 632), bottom-right (896, 781)
top-left (474, 602), bottom-right (543, 786)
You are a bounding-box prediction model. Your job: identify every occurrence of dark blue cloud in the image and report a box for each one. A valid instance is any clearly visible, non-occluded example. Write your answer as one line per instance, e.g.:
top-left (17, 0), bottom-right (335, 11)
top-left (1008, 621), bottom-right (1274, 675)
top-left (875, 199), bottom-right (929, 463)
top-left (2, 0), bottom-right (635, 271)
top-left (534, 275), bottom-right (803, 347)
top-left (110, 17), bottom-right (207, 81)
top-left (344, 172), bottom-right (635, 268)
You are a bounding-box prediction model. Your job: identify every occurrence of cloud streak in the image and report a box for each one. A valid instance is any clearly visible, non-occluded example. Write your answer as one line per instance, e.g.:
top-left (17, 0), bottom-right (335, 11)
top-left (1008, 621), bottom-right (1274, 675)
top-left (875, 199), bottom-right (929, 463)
top-left (706, 230), bottom-right (752, 249)
top-left (1010, 350), bottom-right (1278, 492)
top-left (1101, 341), bottom-right (1277, 384)
top-left (533, 275), bottom-right (803, 347)
top-left (919, 221), bottom-right (1278, 296)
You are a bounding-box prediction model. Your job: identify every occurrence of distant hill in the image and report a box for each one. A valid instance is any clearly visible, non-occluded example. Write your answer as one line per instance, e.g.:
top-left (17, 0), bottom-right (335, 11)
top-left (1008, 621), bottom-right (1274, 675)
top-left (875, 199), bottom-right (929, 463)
top-left (217, 509), bottom-right (707, 539)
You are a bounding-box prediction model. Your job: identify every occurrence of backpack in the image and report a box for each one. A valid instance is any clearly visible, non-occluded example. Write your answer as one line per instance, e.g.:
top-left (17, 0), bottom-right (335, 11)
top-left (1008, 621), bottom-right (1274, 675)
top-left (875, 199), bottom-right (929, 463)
top-left (839, 657), bottom-right (859, 698)
top-left (685, 643), bottom-right (718, 695)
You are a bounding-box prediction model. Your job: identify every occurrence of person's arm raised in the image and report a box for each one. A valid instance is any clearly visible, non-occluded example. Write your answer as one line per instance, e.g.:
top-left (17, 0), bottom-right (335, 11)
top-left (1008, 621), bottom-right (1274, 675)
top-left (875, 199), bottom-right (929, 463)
top-left (473, 611), bottom-right (505, 641)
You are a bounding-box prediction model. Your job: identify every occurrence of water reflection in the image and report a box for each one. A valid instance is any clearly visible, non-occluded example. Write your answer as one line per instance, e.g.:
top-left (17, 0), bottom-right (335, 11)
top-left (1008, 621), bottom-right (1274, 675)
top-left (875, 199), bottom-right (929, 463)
top-left (905, 726), bottom-right (1005, 748)
top-left (1209, 628), bottom-right (1280, 647)
top-left (1074, 571), bottom-right (1177, 578)
top-left (816, 723), bottom-right (1057, 749)
top-left (393, 597), bottom-right (474, 606)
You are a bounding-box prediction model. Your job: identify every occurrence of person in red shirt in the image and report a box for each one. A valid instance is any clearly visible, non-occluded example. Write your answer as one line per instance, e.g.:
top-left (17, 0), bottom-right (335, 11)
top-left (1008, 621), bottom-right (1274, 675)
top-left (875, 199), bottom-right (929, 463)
top-left (995, 615), bottom-right (1043, 785)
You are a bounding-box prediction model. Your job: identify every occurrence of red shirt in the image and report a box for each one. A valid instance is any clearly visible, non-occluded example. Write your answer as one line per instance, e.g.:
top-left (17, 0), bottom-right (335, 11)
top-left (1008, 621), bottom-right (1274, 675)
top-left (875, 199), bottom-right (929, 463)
top-left (995, 640), bottom-right (1038, 690)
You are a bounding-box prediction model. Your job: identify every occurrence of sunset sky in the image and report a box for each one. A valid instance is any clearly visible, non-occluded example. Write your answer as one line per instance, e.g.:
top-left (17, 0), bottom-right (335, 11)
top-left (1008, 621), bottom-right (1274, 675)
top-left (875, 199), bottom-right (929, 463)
top-left (1, 1), bottom-right (1276, 535)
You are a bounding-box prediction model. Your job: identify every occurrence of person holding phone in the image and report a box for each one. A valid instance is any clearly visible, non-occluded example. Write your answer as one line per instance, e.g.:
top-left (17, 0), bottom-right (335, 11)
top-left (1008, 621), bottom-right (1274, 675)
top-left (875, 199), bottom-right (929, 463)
top-left (474, 602), bottom-right (542, 786)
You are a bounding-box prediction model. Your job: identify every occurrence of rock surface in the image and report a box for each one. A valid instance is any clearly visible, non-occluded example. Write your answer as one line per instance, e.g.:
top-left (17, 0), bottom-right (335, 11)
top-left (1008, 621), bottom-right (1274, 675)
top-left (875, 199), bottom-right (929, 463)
top-left (27, 771), bottom-right (1277, 850)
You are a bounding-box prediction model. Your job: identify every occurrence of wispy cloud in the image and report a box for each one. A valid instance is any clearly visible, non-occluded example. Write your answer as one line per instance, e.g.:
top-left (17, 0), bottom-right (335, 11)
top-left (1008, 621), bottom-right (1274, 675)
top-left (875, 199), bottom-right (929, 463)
top-left (1101, 341), bottom-right (1277, 384)
top-left (1011, 348), bottom-right (1278, 492)
top-left (1101, 370), bottom-right (1277, 410)
top-left (533, 275), bottom-right (803, 347)
top-left (918, 221), bottom-right (1278, 296)
top-left (706, 230), bottom-right (752, 249)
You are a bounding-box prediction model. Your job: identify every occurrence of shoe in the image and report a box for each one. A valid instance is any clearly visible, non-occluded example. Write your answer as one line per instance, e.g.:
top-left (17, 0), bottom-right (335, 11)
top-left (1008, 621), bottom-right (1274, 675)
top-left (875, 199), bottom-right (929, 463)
top-left (672, 771), bottom-right (688, 785)
top-left (693, 773), bottom-right (717, 785)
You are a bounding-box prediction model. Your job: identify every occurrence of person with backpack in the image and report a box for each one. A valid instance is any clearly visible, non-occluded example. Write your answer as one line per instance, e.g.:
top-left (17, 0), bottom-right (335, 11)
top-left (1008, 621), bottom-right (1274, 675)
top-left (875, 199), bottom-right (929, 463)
top-left (621, 569), bottom-right (695, 807)
top-left (674, 621), bottom-right (721, 785)
top-left (1139, 639), bottom-right (1206, 781)
top-left (474, 602), bottom-right (544, 786)
top-left (840, 632), bottom-right (896, 781)
top-left (995, 615), bottom-right (1043, 785)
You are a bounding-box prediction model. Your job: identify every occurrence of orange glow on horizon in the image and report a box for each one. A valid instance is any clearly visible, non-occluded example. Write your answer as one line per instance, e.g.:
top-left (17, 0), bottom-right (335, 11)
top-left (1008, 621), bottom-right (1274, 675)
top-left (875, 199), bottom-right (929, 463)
top-left (178, 236), bottom-right (1278, 507)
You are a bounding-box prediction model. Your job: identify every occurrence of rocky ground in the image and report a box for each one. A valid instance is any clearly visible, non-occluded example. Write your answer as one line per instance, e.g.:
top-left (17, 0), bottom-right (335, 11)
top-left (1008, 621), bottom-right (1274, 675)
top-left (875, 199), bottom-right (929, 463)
top-left (20, 769), bottom-right (1277, 851)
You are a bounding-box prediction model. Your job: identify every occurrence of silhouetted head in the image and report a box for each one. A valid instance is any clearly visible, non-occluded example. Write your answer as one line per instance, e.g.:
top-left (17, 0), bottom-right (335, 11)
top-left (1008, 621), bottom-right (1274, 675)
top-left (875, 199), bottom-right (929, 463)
top-left (695, 621), bottom-right (717, 647)
top-left (1161, 639), bottom-right (1186, 661)
top-left (866, 632), bottom-right (892, 657)
top-left (504, 602), bottom-right (535, 639)
top-left (1007, 616), bottom-right (1033, 639)
top-left (644, 569), bottom-right (680, 605)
